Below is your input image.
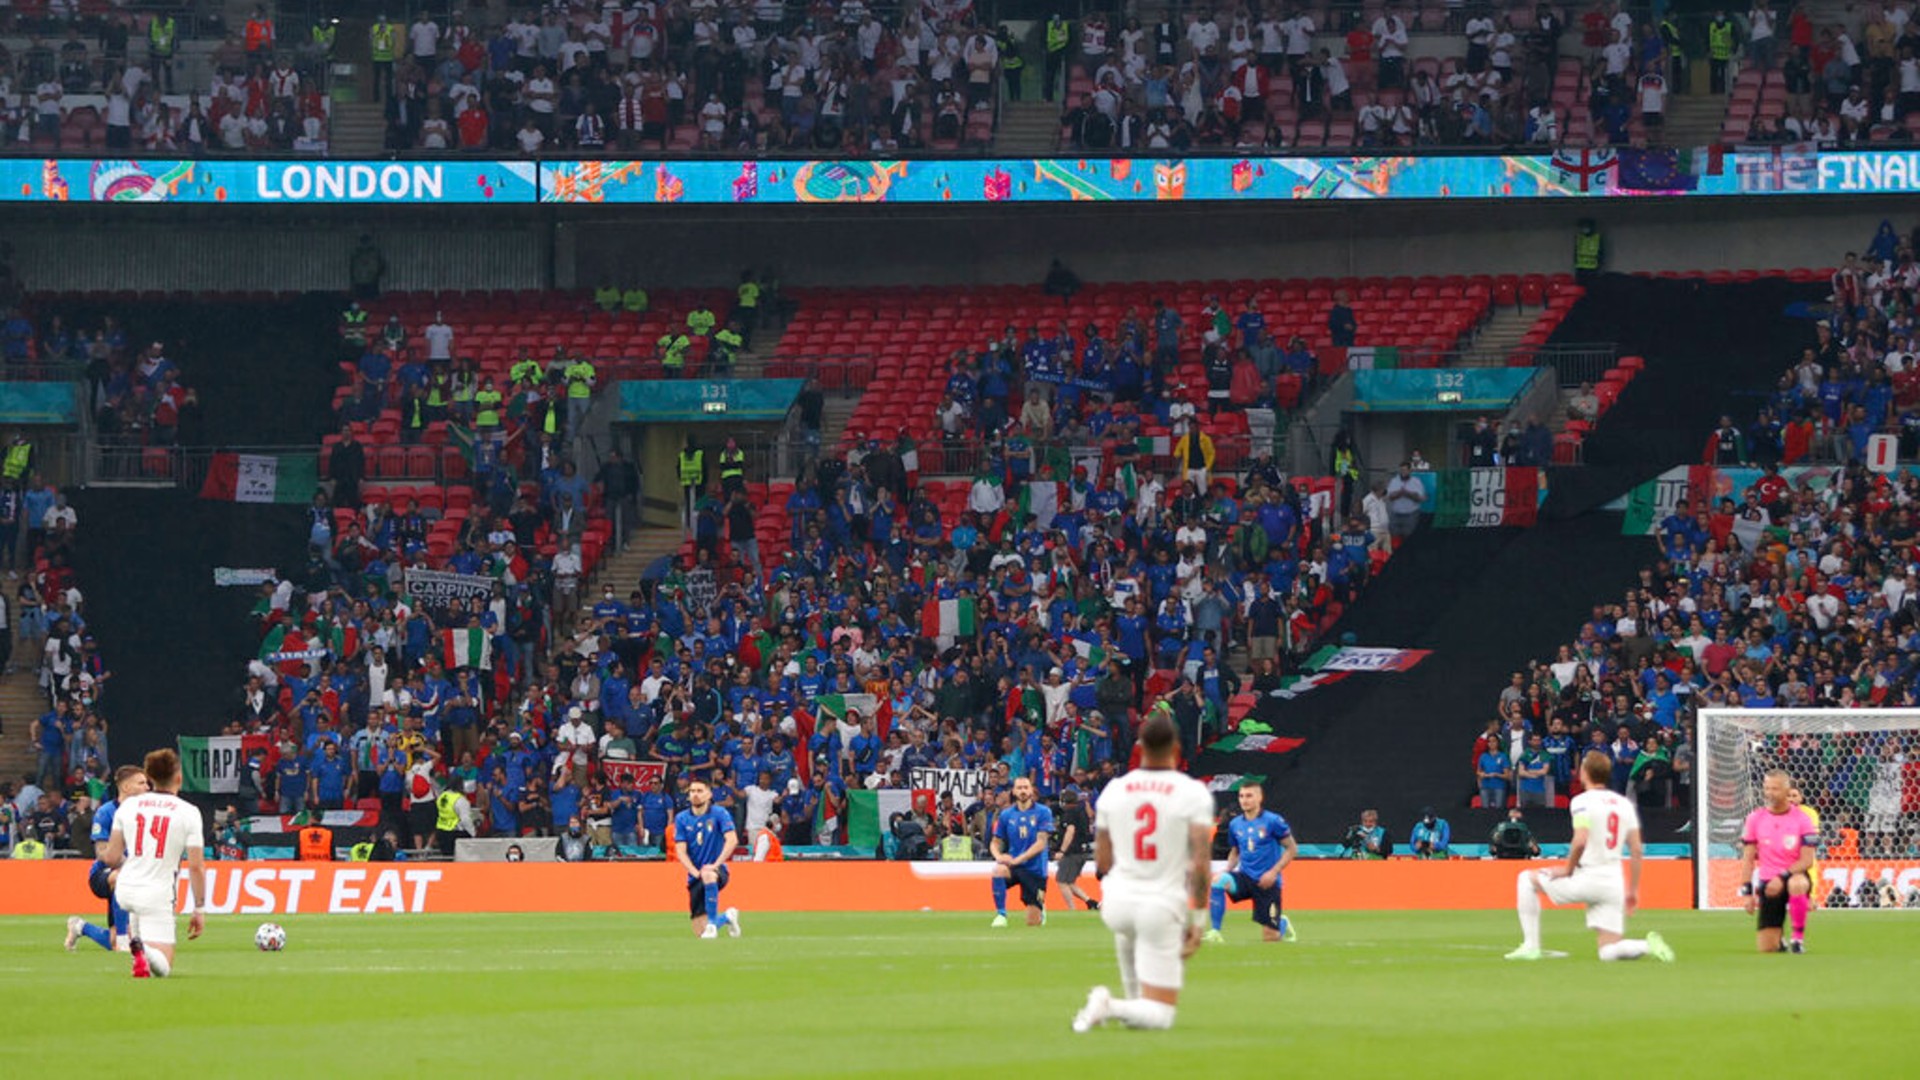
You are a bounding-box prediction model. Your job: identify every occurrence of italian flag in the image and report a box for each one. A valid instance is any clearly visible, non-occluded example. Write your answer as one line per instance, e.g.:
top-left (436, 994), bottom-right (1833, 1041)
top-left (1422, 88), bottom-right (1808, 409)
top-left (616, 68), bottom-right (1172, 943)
top-left (1204, 773), bottom-right (1267, 792)
top-left (846, 788), bottom-right (916, 852)
top-left (1432, 467), bottom-right (1539, 528)
top-left (794, 693), bottom-right (890, 785)
top-left (921, 597), bottom-right (976, 644)
top-left (1070, 636), bottom-right (1108, 666)
top-left (199, 452), bottom-right (319, 504)
top-left (1345, 346), bottom-right (1401, 370)
top-left (1019, 480), bottom-right (1064, 529)
top-left (1207, 733), bottom-right (1304, 754)
top-left (1622, 465), bottom-right (1716, 535)
top-left (1136, 435), bottom-right (1172, 457)
top-left (443, 628), bottom-right (492, 670)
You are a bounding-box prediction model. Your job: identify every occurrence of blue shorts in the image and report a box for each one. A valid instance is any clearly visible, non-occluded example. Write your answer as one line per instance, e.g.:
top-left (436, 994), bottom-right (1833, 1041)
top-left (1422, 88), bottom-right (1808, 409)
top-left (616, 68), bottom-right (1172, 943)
top-left (685, 864), bottom-right (729, 919)
top-left (1226, 870), bottom-right (1283, 928)
top-left (1004, 865), bottom-right (1047, 909)
top-left (88, 862), bottom-right (128, 936)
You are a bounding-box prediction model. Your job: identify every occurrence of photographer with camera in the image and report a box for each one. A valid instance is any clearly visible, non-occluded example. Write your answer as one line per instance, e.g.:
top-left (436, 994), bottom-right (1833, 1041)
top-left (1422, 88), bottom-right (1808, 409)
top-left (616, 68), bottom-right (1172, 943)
top-left (1341, 808), bottom-right (1389, 859)
top-left (1490, 807), bottom-right (1541, 859)
top-left (1409, 807), bottom-right (1451, 858)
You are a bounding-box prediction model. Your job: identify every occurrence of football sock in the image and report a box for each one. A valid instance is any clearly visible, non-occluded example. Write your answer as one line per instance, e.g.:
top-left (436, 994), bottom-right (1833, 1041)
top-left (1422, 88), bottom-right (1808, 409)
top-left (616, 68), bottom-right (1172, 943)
top-left (79, 923), bottom-right (112, 950)
top-left (1598, 939), bottom-right (1648, 962)
top-left (1107, 999), bottom-right (1176, 1030)
top-left (992, 877), bottom-right (1008, 917)
top-left (1788, 894), bottom-right (1809, 938)
top-left (1208, 887), bottom-right (1227, 931)
top-left (703, 882), bottom-right (719, 923)
top-left (146, 949), bottom-right (171, 977)
top-left (1112, 936), bottom-right (1140, 1000)
top-left (1516, 872), bottom-right (1542, 950)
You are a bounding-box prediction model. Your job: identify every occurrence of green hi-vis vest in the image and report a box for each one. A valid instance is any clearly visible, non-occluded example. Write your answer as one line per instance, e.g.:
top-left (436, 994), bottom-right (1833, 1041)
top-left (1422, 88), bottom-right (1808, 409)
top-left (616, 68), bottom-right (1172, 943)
top-left (940, 834), bottom-right (974, 860)
top-left (3, 441), bottom-right (31, 480)
top-left (718, 448), bottom-right (744, 481)
top-left (1708, 20), bottom-right (1733, 60)
top-left (510, 358), bottom-right (542, 385)
top-left (370, 22), bottom-right (398, 61)
top-left (474, 390), bottom-right (502, 427)
top-left (149, 16), bottom-right (177, 56)
top-left (736, 281), bottom-right (760, 308)
top-left (660, 335), bottom-right (689, 368)
top-left (437, 790), bottom-right (461, 832)
top-left (349, 841), bottom-right (375, 862)
top-left (1000, 32), bottom-right (1023, 68)
top-left (564, 360), bottom-right (596, 398)
top-left (1574, 231), bottom-right (1602, 271)
top-left (1046, 19), bottom-right (1069, 53)
top-left (311, 22), bottom-right (335, 55)
top-left (621, 288), bottom-right (649, 313)
top-left (595, 285), bottom-right (621, 310)
top-left (678, 449), bottom-right (704, 485)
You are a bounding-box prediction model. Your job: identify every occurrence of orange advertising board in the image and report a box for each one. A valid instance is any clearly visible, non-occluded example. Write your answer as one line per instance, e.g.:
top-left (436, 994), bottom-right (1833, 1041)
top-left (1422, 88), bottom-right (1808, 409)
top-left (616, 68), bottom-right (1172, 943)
top-left (0, 859), bottom-right (1696, 917)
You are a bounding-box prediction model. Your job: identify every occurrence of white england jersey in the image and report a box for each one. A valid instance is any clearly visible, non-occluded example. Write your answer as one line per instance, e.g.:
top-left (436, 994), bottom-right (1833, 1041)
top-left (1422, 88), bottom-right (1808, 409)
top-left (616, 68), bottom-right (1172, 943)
top-left (1094, 768), bottom-right (1214, 902)
top-left (1569, 788), bottom-right (1638, 871)
top-left (110, 792), bottom-right (204, 900)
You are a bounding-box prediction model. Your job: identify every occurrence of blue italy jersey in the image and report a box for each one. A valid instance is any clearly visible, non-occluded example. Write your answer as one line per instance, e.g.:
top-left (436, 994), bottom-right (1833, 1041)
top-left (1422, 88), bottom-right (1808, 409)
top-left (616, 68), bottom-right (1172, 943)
top-left (89, 798), bottom-right (119, 873)
top-left (674, 806), bottom-right (737, 878)
top-left (1230, 810), bottom-right (1291, 881)
top-left (992, 803), bottom-right (1054, 876)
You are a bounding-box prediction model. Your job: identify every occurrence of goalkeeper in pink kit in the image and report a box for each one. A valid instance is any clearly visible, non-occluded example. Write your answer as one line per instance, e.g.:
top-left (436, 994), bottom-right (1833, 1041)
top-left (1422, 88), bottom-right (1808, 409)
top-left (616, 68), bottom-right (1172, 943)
top-left (1737, 770), bottom-right (1820, 954)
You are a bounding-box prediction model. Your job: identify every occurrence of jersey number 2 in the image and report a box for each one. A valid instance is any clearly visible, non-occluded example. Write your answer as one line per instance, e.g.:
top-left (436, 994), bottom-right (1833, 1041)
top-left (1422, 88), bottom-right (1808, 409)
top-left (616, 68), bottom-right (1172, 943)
top-left (1604, 812), bottom-right (1620, 850)
top-left (1134, 804), bottom-right (1158, 861)
top-left (132, 814), bottom-right (169, 858)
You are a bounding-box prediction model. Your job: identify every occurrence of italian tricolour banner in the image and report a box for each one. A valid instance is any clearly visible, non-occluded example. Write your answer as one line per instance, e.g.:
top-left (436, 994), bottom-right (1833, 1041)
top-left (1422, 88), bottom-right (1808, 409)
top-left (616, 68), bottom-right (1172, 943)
top-left (199, 452), bottom-right (319, 504)
top-left (794, 693), bottom-right (891, 785)
top-left (443, 628), bottom-right (492, 670)
top-left (921, 598), bottom-right (976, 646)
top-left (178, 734), bottom-right (269, 793)
top-left (1135, 435), bottom-right (1172, 458)
top-left (846, 788), bottom-right (918, 851)
top-left (1206, 734), bottom-right (1304, 755)
top-left (1622, 465), bottom-right (1718, 535)
top-left (1204, 773), bottom-right (1267, 793)
top-left (1019, 480), bottom-right (1064, 529)
top-left (1432, 467), bottom-right (1539, 528)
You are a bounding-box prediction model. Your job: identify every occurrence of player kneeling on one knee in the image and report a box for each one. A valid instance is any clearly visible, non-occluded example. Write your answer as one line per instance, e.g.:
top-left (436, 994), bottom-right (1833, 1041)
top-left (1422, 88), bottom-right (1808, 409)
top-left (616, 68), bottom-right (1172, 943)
top-left (1206, 784), bottom-right (1296, 943)
top-left (1072, 710), bottom-right (1215, 1034)
top-left (990, 777), bottom-right (1054, 928)
top-left (1508, 750), bottom-right (1673, 964)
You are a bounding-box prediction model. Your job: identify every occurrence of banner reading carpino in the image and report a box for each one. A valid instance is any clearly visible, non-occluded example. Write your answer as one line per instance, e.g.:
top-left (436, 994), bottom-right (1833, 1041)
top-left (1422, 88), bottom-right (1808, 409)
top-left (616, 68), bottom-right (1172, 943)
top-left (0, 159), bottom-right (538, 203)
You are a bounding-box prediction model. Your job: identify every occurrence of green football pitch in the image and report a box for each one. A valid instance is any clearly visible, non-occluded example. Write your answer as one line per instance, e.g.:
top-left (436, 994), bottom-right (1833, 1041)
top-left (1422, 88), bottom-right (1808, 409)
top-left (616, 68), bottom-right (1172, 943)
top-left (2, 910), bottom-right (1915, 1077)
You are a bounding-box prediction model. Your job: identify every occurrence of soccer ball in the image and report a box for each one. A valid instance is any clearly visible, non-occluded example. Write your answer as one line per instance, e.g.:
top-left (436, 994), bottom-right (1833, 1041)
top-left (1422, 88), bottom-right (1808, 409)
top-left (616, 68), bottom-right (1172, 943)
top-left (254, 923), bottom-right (287, 952)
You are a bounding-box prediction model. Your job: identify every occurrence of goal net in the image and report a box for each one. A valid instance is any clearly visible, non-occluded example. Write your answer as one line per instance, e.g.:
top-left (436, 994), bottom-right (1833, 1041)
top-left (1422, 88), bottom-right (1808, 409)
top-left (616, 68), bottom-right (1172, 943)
top-left (1695, 708), bottom-right (1920, 911)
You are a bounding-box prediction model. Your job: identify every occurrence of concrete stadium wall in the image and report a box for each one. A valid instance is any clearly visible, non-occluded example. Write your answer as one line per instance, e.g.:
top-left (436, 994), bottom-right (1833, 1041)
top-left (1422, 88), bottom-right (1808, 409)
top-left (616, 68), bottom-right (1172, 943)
top-left (1, 195), bottom-right (1905, 293)
top-left (563, 197), bottom-right (1905, 288)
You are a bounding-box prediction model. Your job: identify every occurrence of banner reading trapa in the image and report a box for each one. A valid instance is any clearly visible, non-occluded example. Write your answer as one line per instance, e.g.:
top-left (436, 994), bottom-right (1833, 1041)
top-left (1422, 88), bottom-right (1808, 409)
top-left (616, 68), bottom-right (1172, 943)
top-left (179, 735), bottom-right (244, 794)
top-left (908, 767), bottom-right (988, 809)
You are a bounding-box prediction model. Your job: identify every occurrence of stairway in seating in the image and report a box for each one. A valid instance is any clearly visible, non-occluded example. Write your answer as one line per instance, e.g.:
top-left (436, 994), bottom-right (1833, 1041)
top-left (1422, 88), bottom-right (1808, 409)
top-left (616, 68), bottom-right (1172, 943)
top-left (583, 524), bottom-right (687, 599)
top-left (996, 100), bottom-right (1063, 154)
top-left (0, 668), bottom-right (46, 792)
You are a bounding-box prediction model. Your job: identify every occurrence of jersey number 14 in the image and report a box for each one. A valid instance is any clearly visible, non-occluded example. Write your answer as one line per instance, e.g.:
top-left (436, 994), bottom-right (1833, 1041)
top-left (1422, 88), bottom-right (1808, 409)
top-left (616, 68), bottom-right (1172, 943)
top-left (132, 813), bottom-right (170, 857)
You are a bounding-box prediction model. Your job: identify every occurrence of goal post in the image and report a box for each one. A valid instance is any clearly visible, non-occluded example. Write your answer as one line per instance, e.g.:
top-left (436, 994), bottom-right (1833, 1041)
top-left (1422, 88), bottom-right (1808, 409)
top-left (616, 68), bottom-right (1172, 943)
top-left (1694, 708), bottom-right (1920, 911)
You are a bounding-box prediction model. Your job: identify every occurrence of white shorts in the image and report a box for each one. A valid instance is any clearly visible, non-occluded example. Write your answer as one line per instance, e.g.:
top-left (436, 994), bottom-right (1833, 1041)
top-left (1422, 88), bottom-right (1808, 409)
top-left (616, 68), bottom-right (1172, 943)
top-left (1538, 868), bottom-right (1625, 935)
top-left (1100, 894), bottom-right (1187, 990)
top-left (116, 888), bottom-right (177, 945)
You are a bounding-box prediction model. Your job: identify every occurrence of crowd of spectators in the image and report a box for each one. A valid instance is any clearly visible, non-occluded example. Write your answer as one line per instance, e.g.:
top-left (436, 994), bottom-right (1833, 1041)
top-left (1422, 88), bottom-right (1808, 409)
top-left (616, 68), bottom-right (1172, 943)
top-left (1484, 235), bottom-right (1920, 839)
top-left (1721, 224), bottom-right (1920, 468)
top-left (197, 263), bottom-right (1407, 860)
top-left (377, 0), bottom-right (1004, 154)
top-left (0, 6), bottom-right (331, 154)
top-left (0, 436), bottom-right (111, 857)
